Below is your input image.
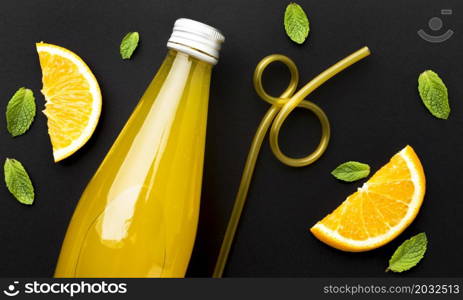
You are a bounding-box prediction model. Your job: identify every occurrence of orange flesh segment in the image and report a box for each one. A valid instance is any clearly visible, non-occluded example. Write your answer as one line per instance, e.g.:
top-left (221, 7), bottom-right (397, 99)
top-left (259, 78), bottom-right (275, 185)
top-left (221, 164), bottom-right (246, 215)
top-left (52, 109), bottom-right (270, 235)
top-left (36, 42), bottom-right (101, 162)
top-left (310, 145), bottom-right (425, 252)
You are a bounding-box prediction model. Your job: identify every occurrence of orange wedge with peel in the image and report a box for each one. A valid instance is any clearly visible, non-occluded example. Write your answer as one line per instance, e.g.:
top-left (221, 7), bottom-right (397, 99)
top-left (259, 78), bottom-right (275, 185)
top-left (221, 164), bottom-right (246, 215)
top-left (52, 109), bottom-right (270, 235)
top-left (36, 42), bottom-right (102, 162)
top-left (310, 145), bottom-right (425, 252)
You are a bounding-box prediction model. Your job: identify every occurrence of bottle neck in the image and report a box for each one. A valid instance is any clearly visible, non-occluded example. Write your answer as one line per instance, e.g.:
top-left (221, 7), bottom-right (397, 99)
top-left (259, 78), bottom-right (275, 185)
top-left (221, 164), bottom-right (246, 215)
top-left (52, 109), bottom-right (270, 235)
top-left (167, 42), bottom-right (217, 65)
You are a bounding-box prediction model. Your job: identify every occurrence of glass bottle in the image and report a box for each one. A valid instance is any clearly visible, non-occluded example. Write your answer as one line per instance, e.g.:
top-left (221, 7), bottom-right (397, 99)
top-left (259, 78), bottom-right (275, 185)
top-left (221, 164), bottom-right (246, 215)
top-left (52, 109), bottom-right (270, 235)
top-left (54, 18), bottom-right (225, 278)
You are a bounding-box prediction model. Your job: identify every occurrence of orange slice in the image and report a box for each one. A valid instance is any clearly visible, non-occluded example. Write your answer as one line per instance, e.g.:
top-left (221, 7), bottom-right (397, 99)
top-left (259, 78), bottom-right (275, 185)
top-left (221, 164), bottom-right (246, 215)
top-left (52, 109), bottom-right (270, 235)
top-left (36, 42), bottom-right (102, 162)
top-left (310, 145), bottom-right (425, 252)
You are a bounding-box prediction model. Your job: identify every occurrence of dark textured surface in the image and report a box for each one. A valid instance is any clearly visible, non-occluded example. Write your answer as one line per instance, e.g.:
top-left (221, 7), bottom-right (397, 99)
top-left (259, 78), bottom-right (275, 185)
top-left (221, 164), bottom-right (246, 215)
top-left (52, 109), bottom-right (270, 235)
top-left (0, 0), bottom-right (462, 277)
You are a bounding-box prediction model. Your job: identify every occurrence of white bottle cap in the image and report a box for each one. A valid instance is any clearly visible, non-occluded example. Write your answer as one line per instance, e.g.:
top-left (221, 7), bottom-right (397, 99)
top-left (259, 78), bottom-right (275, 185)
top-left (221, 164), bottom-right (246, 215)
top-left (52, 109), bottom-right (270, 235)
top-left (167, 18), bottom-right (225, 65)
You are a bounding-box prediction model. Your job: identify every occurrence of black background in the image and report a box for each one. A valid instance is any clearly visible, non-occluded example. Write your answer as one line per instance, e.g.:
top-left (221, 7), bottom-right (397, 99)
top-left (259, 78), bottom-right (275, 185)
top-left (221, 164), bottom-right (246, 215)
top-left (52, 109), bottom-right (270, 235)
top-left (0, 0), bottom-right (462, 277)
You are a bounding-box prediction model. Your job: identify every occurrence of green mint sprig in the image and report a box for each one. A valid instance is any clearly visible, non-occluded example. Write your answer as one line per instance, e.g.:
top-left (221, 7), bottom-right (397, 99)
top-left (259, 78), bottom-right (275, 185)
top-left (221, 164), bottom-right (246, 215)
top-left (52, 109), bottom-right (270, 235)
top-left (4, 158), bottom-right (35, 205)
top-left (6, 87), bottom-right (36, 137)
top-left (387, 233), bottom-right (427, 273)
top-left (284, 3), bottom-right (310, 44)
top-left (331, 161), bottom-right (370, 182)
top-left (120, 32), bottom-right (140, 59)
top-left (418, 70), bottom-right (450, 119)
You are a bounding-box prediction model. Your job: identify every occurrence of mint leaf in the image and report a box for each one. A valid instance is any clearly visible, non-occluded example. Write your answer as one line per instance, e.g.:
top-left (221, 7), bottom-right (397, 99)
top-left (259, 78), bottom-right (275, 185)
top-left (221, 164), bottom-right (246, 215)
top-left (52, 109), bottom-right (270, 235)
top-left (387, 233), bottom-right (427, 273)
top-left (331, 161), bottom-right (370, 182)
top-left (6, 87), bottom-right (36, 137)
top-left (120, 32), bottom-right (139, 59)
top-left (418, 70), bottom-right (449, 119)
top-left (284, 3), bottom-right (310, 44)
top-left (4, 158), bottom-right (34, 205)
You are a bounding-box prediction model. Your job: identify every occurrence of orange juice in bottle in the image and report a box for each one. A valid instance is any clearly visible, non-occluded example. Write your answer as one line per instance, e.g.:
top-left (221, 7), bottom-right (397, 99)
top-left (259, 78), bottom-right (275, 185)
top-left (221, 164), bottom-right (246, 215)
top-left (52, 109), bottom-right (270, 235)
top-left (55, 19), bottom-right (224, 278)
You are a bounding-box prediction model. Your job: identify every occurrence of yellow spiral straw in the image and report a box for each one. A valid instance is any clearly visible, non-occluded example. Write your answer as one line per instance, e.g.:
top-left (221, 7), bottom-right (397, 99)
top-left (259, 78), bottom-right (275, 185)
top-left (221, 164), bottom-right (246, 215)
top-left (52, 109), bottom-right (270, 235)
top-left (213, 47), bottom-right (371, 277)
